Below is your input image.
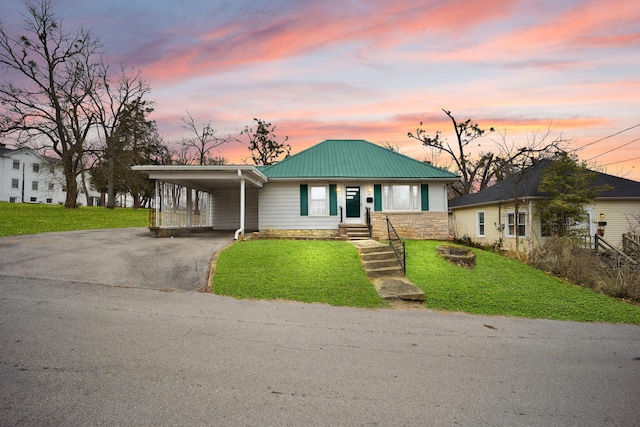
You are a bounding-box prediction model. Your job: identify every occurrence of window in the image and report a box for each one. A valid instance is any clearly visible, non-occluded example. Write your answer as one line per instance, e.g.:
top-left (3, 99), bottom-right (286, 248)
top-left (33, 163), bottom-right (40, 173)
top-left (32, 181), bottom-right (38, 191)
top-left (49, 165), bottom-right (55, 174)
top-left (30, 197), bottom-right (37, 202)
top-left (382, 185), bottom-right (420, 211)
top-left (477, 211), bottom-right (485, 237)
top-left (309, 185), bottom-right (327, 215)
top-left (12, 160), bottom-right (20, 170)
top-left (48, 182), bottom-right (54, 191)
top-left (46, 198), bottom-right (52, 204)
top-left (9, 197), bottom-right (16, 203)
top-left (506, 212), bottom-right (526, 237)
top-left (12, 178), bottom-right (19, 189)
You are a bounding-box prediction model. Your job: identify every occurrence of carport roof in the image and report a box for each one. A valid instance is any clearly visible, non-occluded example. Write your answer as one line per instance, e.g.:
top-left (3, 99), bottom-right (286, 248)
top-left (131, 165), bottom-right (268, 193)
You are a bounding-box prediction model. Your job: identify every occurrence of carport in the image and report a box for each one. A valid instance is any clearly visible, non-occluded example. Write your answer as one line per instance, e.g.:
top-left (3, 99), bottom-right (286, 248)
top-left (132, 165), bottom-right (268, 239)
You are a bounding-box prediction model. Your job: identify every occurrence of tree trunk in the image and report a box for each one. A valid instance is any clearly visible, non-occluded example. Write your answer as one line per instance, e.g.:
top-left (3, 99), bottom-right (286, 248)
top-left (107, 152), bottom-right (116, 209)
top-left (62, 154), bottom-right (79, 208)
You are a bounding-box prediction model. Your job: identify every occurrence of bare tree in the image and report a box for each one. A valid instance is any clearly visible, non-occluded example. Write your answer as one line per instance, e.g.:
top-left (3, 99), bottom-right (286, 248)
top-left (179, 111), bottom-right (236, 165)
top-left (91, 65), bottom-right (151, 208)
top-left (0, 0), bottom-right (104, 207)
top-left (408, 110), bottom-right (567, 198)
top-left (408, 109), bottom-right (495, 196)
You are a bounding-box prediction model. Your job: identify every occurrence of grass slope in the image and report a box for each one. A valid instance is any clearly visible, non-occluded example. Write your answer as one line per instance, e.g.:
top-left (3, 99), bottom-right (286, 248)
top-left (0, 202), bottom-right (148, 236)
top-left (212, 240), bottom-right (387, 308)
top-left (406, 240), bottom-right (640, 324)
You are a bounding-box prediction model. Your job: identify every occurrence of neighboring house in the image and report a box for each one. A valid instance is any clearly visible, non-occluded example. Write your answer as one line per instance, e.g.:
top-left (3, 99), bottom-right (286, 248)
top-left (448, 159), bottom-right (640, 251)
top-left (0, 143), bottom-right (100, 206)
top-left (133, 139), bottom-right (460, 240)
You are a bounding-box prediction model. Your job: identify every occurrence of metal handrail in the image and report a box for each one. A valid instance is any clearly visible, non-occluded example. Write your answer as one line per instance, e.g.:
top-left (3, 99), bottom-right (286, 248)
top-left (386, 216), bottom-right (406, 275)
top-left (365, 207), bottom-right (372, 238)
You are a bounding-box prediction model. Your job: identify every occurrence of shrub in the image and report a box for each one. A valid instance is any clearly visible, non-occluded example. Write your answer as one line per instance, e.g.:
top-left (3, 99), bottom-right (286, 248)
top-left (530, 236), bottom-right (640, 303)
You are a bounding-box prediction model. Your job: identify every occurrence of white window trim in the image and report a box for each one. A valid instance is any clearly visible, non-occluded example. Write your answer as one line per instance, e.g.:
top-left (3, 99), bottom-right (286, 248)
top-left (506, 211), bottom-right (527, 237)
top-left (309, 185), bottom-right (328, 216)
top-left (477, 210), bottom-right (485, 237)
top-left (382, 184), bottom-right (420, 212)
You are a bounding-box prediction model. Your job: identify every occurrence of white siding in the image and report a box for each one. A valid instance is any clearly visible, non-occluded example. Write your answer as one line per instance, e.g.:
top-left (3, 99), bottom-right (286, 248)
top-left (211, 186), bottom-right (259, 230)
top-left (259, 182), bottom-right (340, 230)
top-left (428, 182), bottom-right (448, 212)
top-left (0, 148), bottom-right (100, 205)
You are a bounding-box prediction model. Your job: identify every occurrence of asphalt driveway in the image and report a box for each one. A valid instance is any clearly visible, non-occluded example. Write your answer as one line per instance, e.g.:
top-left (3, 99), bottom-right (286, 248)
top-left (0, 228), bottom-right (234, 291)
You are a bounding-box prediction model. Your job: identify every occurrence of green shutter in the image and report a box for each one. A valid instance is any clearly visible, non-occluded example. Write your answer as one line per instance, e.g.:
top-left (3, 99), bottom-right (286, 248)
top-left (300, 184), bottom-right (308, 216)
top-left (329, 184), bottom-right (337, 216)
top-left (421, 184), bottom-right (429, 211)
top-left (374, 184), bottom-right (382, 211)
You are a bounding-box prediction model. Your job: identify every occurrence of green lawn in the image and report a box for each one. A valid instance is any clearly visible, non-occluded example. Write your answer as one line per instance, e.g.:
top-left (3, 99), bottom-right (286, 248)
top-left (0, 202), bottom-right (148, 236)
top-left (212, 239), bottom-right (387, 308)
top-left (213, 239), bottom-right (640, 324)
top-left (406, 240), bottom-right (640, 324)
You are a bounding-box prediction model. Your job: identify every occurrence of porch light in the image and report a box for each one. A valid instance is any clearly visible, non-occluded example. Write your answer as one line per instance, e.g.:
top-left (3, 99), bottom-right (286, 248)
top-left (599, 213), bottom-right (605, 219)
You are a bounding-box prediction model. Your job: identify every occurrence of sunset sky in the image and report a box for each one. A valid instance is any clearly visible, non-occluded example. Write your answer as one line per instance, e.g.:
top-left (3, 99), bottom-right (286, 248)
top-left (1, 0), bottom-right (639, 180)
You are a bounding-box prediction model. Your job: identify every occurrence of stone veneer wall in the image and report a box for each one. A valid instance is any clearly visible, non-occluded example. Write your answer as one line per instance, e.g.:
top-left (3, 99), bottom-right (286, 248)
top-left (258, 229), bottom-right (340, 239)
top-left (369, 211), bottom-right (450, 240)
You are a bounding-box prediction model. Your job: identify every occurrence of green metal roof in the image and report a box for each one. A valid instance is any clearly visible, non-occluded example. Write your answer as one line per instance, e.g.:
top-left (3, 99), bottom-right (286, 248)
top-left (259, 140), bottom-right (460, 180)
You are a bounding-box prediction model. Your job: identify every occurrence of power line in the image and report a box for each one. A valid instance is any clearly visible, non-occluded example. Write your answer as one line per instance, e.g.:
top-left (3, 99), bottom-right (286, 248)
top-left (574, 123), bottom-right (640, 151)
top-left (601, 155), bottom-right (640, 167)
top-left (585, 137), bottom-right (640, 161)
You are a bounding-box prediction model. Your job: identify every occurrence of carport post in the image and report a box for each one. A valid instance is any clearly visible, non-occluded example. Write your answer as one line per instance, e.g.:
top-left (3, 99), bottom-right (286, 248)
top-left (234, 169), bottom-right (245, 240)
top-left (186, 187), bottom-right (192, 227)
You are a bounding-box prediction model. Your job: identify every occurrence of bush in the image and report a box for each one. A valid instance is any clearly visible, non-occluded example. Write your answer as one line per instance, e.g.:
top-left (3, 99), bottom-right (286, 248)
top-left (597, 258), bottom-right (640, 302)
top-left (530, 236), bottom-right (640, 303)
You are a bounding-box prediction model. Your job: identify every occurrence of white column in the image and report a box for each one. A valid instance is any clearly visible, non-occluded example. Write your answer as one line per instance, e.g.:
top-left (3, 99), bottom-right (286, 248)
top-left (234, 170), bottom-right (245, 239)
top-left (186, 187), bottom-right (192, 227)
top-left (154, 180), bottom-right (160, 227)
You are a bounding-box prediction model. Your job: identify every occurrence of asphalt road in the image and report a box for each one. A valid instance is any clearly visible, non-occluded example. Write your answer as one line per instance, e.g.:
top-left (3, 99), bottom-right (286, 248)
top-left (1, 229), bottom-right (639, 426)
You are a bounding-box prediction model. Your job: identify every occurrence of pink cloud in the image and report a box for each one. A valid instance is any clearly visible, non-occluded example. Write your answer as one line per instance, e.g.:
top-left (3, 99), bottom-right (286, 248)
top-left (143, 0), bottom-right (519, 82)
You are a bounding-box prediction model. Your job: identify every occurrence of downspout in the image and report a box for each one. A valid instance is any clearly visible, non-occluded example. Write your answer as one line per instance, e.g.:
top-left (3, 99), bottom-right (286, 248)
top-left (234, 169), bottom-right (246, 240)
top-left (528, 199), bottom-right (533, 252)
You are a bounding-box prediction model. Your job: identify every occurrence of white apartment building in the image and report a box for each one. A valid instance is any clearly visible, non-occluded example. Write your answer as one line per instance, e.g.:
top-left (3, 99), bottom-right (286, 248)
top-left (0, 144), bottom-right (100, 206)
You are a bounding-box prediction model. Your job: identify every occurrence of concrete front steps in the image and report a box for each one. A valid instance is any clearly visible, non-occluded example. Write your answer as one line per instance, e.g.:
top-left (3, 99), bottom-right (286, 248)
top-left (339, 224), bottom-right (371, 240)
top-left (351, 239), bottom-right (425, 303)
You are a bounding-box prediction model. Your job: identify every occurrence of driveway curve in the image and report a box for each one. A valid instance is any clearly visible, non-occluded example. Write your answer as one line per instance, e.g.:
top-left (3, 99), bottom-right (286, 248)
top-left (0, 228), bottom-right (233, 291)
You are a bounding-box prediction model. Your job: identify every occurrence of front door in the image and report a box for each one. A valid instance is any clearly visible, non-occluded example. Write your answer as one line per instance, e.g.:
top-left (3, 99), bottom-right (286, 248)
top-left (346, 186), bottom-right (361, 219)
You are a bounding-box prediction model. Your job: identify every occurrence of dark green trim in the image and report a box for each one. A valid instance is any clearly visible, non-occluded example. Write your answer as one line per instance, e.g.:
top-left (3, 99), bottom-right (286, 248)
top-left (329, 184), bottom-right (337, 216)
top-left (300, 184), bottom-right (308, 216)
top-left (374, 184), bottom-right (382, 211)
top-left (421, 184), bottom-right (429, 211)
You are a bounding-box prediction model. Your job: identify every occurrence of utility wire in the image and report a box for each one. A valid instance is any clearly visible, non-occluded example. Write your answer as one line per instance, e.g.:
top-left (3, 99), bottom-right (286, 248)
top-left (585, 137), bottom-right (640, 161)
top-left (574, 123), bottom-right (640, 151)
top-left (601, 155), bottom-right (640, 167)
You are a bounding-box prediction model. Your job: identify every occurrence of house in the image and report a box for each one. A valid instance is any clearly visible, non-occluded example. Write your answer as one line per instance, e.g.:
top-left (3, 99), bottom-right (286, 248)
top-left (0, 143), bottom-right (100, 206)
top-left (448, 159), bottom-right (640, 251)
top-left (132, 139), bottom-right (460, 240)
